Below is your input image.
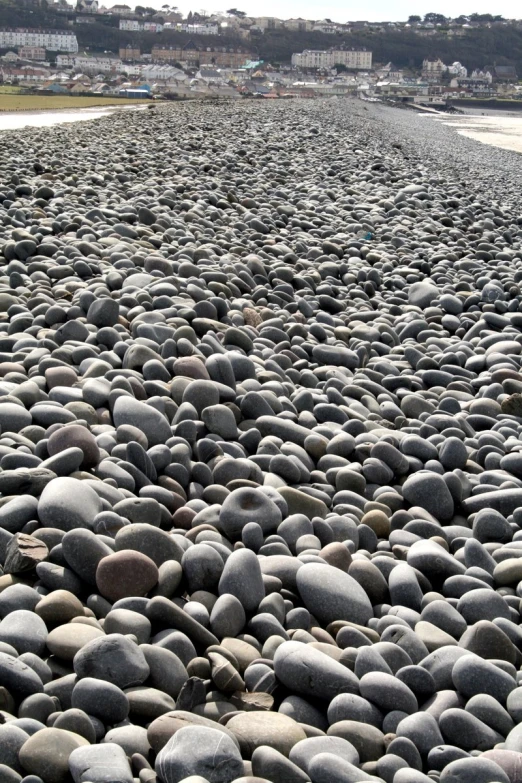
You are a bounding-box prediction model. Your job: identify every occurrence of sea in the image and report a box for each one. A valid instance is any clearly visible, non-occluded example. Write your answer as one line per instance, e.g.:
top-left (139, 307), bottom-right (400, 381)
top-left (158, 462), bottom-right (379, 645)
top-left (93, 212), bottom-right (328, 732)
top-left (430, 111), bottom-right (522, 155)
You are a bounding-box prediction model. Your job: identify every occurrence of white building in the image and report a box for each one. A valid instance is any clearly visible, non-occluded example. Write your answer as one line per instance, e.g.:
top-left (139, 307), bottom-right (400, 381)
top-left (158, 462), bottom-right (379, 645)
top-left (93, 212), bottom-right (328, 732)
top-left (0, 28), bottom-right (78, 52)
top-left (76, 0), bottom-right (98, 12)
top-left (447, 61), bottom-right (467, 78)
top-left (312, 20), bottom-right (339, 33)
top-left (291, 49), bottom-right (372, 70)
top-left (141, 63), bottom-right (185, 80)
top-left (56, 54), bottom-right (122, 72)
top-left (119, 19), bottom-right (163, 32)
top-left (177, 23), bottom-right (218, 34)
top-left (119, 19), bottom-right (140, 31)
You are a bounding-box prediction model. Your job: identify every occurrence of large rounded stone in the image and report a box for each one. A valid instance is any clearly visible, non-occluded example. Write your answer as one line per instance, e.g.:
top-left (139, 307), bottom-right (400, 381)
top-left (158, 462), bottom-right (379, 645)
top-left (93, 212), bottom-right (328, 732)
top-left (226, 712), bottom-right (306, 758)
top-left (219, 487), bottom-right (282, 539)
top-left (19, 727), bottom-right (89, 783)
top-left (73, 633), bottom-right (149, 689)
top-left (37, 478), bottom-right (103, 531)
top-left (155, 725), bottom-right (243, 783)
top-left (96, 550), bottom-right (159, 602)
top-left (296, 563), bottom-right (373, 626)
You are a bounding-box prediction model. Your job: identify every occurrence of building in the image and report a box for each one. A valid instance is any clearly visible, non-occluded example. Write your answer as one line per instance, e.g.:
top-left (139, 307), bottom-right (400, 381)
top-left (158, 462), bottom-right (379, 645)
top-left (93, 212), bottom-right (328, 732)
top-left (0, 28), bottom-right (78, 52)
top-left (421, 56), bottom-right (445, 81)
top-left (108, 4), bottom-right (132, 14)
top-left (152, 42), bottom-right (251, 68)
top-left (291, 48), bottom-right (372, 70)
top-left (177, 23), bottom-right (218, 35)
top-left (76, 0), bottom-right (98, 12)
top-left (56, 53), bottom-right (122, 72)
top-left (18, 45), bottom-right (46, 60)
top-left (312, 20), bottom-right (339, 33)
top-left (284, 18), bottom-right (313, 31)
top-left (487, 64), bottom-right (517, 82)
top-left (119, 19), bottom-right (163, 32)
top-left (254, 17), bottom-right (283, 30)
top-left (120, 45), bottom-right (140, 60)
top-left (452, 77), bottom-right (494, 95)
top-left (119, 19), bottom-right (140, 31)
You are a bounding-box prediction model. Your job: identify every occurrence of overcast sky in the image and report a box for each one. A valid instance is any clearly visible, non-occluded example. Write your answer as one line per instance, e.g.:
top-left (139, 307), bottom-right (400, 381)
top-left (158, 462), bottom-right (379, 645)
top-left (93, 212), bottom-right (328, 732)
top-left (137, 0), bottom-right (521, 22)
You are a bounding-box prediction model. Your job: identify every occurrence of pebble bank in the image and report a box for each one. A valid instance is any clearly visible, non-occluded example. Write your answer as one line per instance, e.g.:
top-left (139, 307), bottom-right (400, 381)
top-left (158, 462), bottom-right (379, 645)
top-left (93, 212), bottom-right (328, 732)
top-left (0, 99), bottom-right (520, 783)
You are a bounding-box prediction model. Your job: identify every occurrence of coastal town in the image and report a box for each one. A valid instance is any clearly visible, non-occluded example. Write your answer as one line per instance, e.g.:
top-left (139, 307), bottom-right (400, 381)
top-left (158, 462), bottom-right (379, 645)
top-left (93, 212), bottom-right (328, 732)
top-left (0, 2), bottom-right (520, 106)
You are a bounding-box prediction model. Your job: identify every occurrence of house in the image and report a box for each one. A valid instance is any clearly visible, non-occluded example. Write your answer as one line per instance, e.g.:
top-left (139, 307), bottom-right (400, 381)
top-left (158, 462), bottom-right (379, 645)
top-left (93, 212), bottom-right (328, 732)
top-left (254, 17), bottom-right (283, 30)
top-left (380, 62), bottom-right (403, 81)
top-left (285, 18), bottom-right (313, 32)
top-left (196, 68), bottom-right (222, 83)
top-left (292, 49), bottom-right (372, 70)
top-left (18, 46), bottom-right (46, 60)
top-left (109, 4), bottom-right (132, 15)
top-left (120, 45), bottom-right (140, 61)
top-left (76, 0), bottom-right (98, 11)
top-left (312, 20), bottom-right (339, 34)
top-left (488, 64), bottom-right (517, 82)
top-left (421, 56), bottom-right (445, 81)
top-left (152, 42), bottom-right (251, 69)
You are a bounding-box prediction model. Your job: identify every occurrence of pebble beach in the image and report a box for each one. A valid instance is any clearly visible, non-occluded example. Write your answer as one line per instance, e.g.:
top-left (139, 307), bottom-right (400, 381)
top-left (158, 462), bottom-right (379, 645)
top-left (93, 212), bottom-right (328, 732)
top-left (1, 97), bottom-right (522, 783)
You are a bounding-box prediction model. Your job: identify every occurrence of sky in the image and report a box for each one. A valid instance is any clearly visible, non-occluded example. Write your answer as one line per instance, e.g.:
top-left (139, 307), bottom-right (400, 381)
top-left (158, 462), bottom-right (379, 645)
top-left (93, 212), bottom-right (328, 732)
top-left (138, 0), bottom-right (521, 22)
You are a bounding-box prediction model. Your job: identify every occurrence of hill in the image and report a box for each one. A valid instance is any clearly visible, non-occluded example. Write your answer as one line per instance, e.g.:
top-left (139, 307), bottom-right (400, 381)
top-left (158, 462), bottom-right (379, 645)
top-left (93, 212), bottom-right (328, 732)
top-left (0, 0), bottom-right (521, 75)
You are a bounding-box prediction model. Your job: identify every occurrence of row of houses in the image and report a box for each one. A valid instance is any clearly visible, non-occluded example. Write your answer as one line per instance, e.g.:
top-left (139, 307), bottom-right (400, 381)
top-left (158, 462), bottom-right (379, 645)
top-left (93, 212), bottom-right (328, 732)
top-left (291, 49), bottom-right (372, 70)
top-left (0, 27), bottom-right (78, 52)
top-left (150, 43), bottom-right (252, 69)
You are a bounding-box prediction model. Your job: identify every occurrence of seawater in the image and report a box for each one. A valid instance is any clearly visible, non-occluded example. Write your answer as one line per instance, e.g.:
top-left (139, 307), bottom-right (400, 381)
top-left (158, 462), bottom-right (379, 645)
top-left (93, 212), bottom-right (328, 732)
top-left (0, 104), bottom-right (146, 132)
top-left (430, 113), bottom-right (522, 154)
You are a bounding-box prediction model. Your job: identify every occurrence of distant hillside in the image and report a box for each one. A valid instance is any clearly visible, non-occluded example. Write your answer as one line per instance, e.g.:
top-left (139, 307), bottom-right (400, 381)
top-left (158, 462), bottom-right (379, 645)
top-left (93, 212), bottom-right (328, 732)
top-left (0, 0), bottom-right (521, 75)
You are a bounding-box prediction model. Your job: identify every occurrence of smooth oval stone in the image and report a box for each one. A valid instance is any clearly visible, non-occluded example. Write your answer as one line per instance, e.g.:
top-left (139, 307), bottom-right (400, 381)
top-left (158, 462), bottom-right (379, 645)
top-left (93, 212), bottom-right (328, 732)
top-left (96, 550), bottom-right (159, 602)
top-left (73, 633), bottom-right (150, 689)
top-left (155, 725), bottom-right (243, 783)
top-left (0, 610), bottom-right (47, 656)
top-left (274, 641), bottom-right (359, 701)
top-left (47, 425), bottom-right (100, 470)
top-left (18, 727), bottom-right (89, 783)
top-left (452, 654), bottom-right (516, 704)
top-left (0, 651), bottom-right (43, 696)
top-left (113, 397), bottom-right (171, 448)
top-left (218, 549), bottom-right (265, 613)
top-left (251, 745), bottom-right (311, 783)
top-left (226, 712), bottom-right (306, 759)
top-left (68, 743), bottom-right (133, 783)
top-left (46, 624), bottom-right (105, 660)
top-left (440, 756), bottom-right (511, 783)
top-left (37, 478), bottom-right (103, 531)
top-left (71, 677), bottom-right (129, 724)
top-left (296, 563), bottom-right (373, 626)
top-left (359, 672), bottom-right (418, 714)
top-left (289, 736), bottom-right (360, 774)
top-left (308, 752), bottom-right (382, 783)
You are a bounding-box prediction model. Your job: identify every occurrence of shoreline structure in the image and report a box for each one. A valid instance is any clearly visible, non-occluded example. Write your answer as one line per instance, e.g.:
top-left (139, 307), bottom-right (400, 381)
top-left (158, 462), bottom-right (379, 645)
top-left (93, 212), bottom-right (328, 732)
top-left (0, 100), bottom-right (521, 782)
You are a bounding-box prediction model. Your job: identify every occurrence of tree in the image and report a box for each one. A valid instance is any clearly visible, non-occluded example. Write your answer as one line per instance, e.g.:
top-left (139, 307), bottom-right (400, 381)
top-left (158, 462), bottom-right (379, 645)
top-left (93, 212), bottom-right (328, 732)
top-left (334, 62), bottom-right (347, 71)
top-left (407, 15), bottom-right (421, 23)
top-left (227, 8), bottom-right (246, 17)
top-left (423, 12), bottom-right (447, 24)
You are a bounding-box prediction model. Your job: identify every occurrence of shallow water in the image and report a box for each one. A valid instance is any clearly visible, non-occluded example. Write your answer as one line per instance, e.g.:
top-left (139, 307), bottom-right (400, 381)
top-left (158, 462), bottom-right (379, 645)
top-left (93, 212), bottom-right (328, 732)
top-left (429, 114), bottom-right (522, 154)
top-left (0, 104), bottom-right (146, 132)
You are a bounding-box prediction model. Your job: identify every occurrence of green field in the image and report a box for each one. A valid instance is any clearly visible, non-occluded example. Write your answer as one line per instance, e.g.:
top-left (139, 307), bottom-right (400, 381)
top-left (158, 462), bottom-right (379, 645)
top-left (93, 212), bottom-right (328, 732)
top-left (0, 93), bottom-right (150, 112)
